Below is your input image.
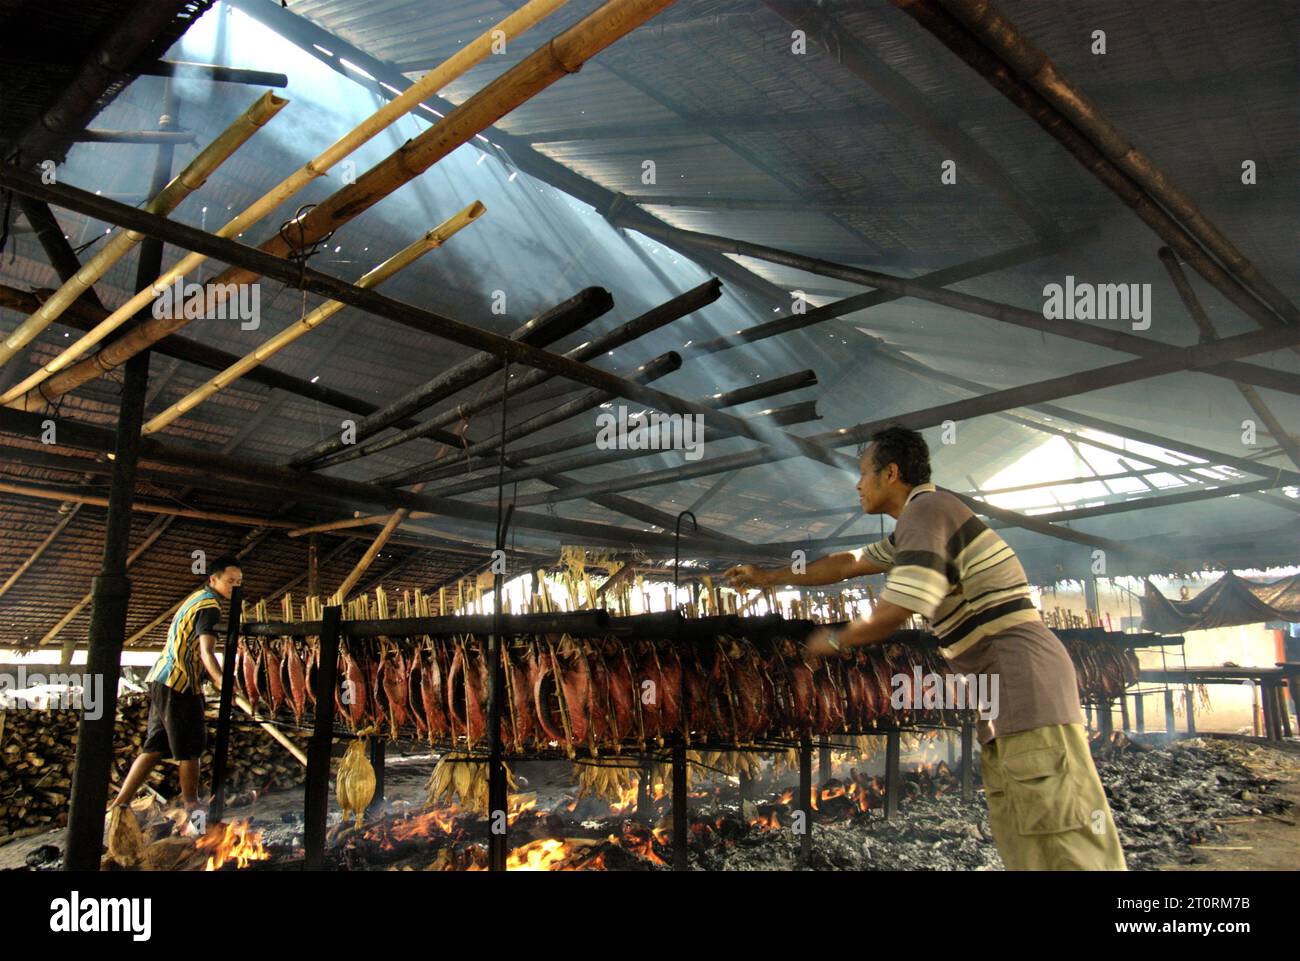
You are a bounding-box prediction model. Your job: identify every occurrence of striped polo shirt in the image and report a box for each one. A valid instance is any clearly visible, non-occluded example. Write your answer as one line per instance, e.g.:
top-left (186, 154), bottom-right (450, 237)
top-left (145, 587), bottom-right (222, 694)
top-left (861, 483), bottom-right (1041, 659)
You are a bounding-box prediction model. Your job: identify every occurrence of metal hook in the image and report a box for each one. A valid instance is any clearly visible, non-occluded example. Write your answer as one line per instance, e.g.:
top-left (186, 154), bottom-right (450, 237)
top-left (673, 509), bottom-right (697, 610)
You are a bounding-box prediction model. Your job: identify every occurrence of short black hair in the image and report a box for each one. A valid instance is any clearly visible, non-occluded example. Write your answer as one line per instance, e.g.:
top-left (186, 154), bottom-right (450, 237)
top-left (864, 425), bottom-right (931, 485)
top-left (205, 554), bottom-right (242, 579)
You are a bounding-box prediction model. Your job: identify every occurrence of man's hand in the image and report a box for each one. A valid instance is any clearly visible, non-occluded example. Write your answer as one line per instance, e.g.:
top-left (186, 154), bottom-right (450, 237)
top-left (803, 626), bottom-right (843, 659)
top-left (724, 564), bottom-right (771, 590)
top-left (802, 601), bottom-right (915, 660)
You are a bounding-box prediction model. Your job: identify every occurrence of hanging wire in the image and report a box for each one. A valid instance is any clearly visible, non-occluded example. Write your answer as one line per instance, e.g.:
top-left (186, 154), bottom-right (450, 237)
top-left (0, 187), bottom-right (14, 263)
top-left (495, 361), bottom-right (512, 548)
top-left (278, 203), bottom-right (335, 289)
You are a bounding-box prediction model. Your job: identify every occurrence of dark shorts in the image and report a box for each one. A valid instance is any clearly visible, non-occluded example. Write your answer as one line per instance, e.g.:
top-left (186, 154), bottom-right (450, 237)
top-left (143, 682), bottom-right (206, 760)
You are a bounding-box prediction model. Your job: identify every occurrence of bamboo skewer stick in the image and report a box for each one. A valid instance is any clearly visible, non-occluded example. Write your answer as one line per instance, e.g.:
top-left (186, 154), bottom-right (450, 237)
top-left (0, 91), bottom-right (288, 371)
top-left (141, 204), bottom-right (484, 435)
top-left (13, 0), bottom-right (568, 404)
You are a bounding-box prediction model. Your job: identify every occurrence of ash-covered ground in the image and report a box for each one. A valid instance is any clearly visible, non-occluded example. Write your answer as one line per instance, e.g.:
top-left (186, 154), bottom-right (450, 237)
top-left (689, 736), bottom-right (1294, 871)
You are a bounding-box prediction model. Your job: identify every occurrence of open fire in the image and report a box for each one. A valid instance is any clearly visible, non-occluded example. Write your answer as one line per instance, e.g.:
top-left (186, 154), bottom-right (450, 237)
top-left (324, 759), bottom-right (959, 871)
top-left (197, 819), bottom-right (269, 870)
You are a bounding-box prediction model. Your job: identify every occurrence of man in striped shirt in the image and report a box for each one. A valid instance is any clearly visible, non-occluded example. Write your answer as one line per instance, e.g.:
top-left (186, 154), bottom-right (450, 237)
top-left (726, 426), bottom-right (1124, 870)
top-left (109, 555), bottom-right (242, 816)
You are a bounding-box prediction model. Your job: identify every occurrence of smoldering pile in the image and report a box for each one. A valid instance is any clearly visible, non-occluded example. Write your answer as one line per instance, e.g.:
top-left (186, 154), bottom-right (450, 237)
top-left (664, 735), bottom-right (1295, 871)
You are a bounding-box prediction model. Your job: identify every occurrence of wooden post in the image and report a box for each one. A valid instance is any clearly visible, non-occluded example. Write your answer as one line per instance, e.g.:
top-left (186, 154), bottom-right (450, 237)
top-left (307, 534), bottom-right (319, 599)
top-left (798, 733), bottom-right (813, 861)
top-left (1260, 681), bottom-right (1276, 740)
top-left (303, 605), bottom-right (342, 871)
top-left (63, 91), bottom-right (177, 870)
top-left (637, 759), bottom-right (653, 825)
top-left (209, 585), bottom-right (244, 822)
top-left (960, 721), bottom-right (974, 800)
top-left (884, 729), bottom-right (901, 819)
top-left (671, 740), bottom-right (688, 871)
top-left (367, 738), bottom-right (385, 818)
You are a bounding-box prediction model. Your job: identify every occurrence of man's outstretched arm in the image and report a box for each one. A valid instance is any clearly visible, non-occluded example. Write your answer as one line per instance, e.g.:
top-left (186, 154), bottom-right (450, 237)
top-left (725, 548), bottom-right (884, 589)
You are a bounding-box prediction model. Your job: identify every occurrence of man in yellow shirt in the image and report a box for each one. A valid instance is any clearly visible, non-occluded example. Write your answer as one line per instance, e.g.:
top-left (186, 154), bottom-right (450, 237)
top-left (110, 556), bottom-right (243, 814)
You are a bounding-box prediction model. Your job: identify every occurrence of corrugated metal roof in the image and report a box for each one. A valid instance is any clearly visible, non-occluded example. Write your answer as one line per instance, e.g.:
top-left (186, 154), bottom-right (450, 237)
top-left (0, 0), bottom-right (1296, 650)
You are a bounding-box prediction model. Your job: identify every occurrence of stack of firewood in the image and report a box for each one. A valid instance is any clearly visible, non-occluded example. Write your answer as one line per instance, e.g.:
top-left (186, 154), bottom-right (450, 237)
top-left (0, 692), bottom-right (307, 841)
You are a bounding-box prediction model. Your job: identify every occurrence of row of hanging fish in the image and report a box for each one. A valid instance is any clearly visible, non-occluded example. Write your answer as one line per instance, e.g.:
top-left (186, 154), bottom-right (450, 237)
top-left (232, 631), bottom-right (993, 753)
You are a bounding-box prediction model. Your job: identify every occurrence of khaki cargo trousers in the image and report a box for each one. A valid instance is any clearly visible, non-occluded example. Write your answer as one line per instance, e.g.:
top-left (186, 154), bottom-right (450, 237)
top-left (981, 722), bottom-right (1126, 871)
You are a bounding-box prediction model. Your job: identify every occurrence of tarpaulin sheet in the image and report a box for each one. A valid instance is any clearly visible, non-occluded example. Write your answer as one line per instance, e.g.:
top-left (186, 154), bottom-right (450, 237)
top-left (1141, 572), bottom-right (1300, 632)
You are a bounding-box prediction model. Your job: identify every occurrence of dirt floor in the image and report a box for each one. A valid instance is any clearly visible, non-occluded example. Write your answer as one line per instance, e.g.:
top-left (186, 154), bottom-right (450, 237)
top-left (1156, 736), bottom-right (1300, 872)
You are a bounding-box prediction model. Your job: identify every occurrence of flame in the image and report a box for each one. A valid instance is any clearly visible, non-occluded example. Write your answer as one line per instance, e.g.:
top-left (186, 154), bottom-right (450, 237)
top-left (197, 820), bottom-right (268, 870)
top-left (507, 838), bottom-right (588, 871)
top-left (366, 794), bottom-right (539, 847)
top-left (608, 783), bottom-right (639, 815)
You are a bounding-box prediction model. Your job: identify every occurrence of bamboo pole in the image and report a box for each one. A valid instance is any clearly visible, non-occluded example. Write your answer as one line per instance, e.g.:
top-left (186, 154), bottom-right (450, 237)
top-left (0, 283), bottom-right (509, 438)
top-left (141, 202), bottom-right (484, 435)
top-left (0, 171), bottom-right (867, 477)
top-left (0, 91), bottom-right (288, 372)
top-left (76, 129), bottom-right (197, 144)
top-left (16, 0), bottom-right (569, 402)
top-left (331, 510), bottom-right (409, 604)
top-left (934, 0), bottom-right (1298, 326)
top-left (233, 693), bottom-right (308, 766)
top-left (0, 480), bottom-right (299, 528)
